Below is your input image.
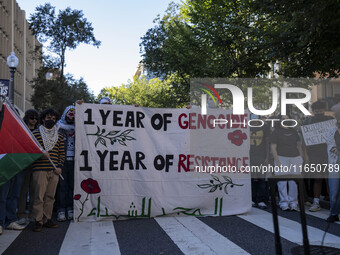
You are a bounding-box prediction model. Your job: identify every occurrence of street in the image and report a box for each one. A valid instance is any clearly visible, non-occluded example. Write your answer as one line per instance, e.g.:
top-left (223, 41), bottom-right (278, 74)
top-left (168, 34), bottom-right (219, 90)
top-left (1, 206), bottom-right (339, 255)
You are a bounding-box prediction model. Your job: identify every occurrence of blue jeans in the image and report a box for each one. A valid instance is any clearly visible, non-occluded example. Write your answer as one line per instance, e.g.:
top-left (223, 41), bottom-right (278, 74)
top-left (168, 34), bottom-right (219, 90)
top-left (329, 177), bottom-right (340, 216)
top-left (329, 157), bottom-right (340, 216)
top-left (0, 171), bottom-right (25, 227)
top-left (252, 179), bottom-right (267, 203)
top-left (56, 160), bottom-right (74, 212)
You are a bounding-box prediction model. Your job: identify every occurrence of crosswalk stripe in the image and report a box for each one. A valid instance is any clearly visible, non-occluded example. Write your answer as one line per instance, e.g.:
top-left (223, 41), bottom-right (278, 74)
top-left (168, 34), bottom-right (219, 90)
top-left (175, 217), bottom-right (249, 255)
top-left (59, 221), bottom-right (121, 255)
top-left (155, 217), bottom-right (215, 255)
top-left (304, 206), bottom-right (340, 224)
top-left (155, 217), bottom-right (249, 255)
top-left (2, 208), bottom-right (340, 255)
top-left (238, 207), bottom-right (340, 249)
top-left (0, 229), bottom-right (20, 254)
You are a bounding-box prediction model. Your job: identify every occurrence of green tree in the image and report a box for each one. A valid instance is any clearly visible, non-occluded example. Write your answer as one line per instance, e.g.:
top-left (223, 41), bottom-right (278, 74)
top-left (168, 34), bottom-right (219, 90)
top-left (139, 0), bottom-right (340, 110)
top-left (140, 1), bottom-right (275, 107)
top-left (250, 0), bottom-right (340, 78)
top-left (98, 75), bottom-right (188, 108)
top-left (29, 3), bottom-right (101, 83)
top-left (141, 0), bottom-right (340, 79)
top-left (140, 2), bottom-right (271, 79)
top-left (31, 67), bottom-right (94, 114)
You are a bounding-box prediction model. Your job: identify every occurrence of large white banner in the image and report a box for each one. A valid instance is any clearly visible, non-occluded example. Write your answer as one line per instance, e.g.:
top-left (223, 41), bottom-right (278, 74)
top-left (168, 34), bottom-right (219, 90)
top-left (74, 104), bottom-right (251, 222)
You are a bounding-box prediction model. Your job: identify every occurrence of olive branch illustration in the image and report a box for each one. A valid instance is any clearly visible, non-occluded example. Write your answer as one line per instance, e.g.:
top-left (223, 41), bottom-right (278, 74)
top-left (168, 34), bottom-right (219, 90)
top-left (87, 126), bottom-right (136, 147)
top-left (197, 175), bottom-right (243, 194)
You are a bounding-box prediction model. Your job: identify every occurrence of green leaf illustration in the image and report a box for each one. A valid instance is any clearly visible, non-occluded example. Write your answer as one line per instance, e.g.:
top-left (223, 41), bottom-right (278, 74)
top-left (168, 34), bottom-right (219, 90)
top-left (197, 175), bottom-right (243, 195)
top-left (121, 129), bottom-right (133, 135)
top-left (96, 126), bottom-right (100, 135)
top-left (222, 176), bottom-right (232, 182)
top-left (87, 126), bottom-right (136, 148)
top-left (197, 184), bottom-right (212, 189)
top-left (107, 130), bottom-right (119, 136)
top-left (99, 137), bottom-right (106, 147)
top-left (118, 140), bottom-right (127, 146)
top-left (224, 185), bottom-right (229, 194)
top-left (212, 175), bottom-right (219, 181)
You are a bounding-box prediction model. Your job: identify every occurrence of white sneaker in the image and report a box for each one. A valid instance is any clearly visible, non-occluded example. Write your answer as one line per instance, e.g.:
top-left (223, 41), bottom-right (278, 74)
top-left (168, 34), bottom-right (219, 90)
top-left (290, 205), bottom-right (299, 211)
top-left (17, 218), bottom-right (27, 225)
top-left (0, 225), bottom-right (2, 235)
top-left (67, 210), bottom-right (73, 220)
top-left (57, 211), bottom-right (66, 222)
top-left (309, 203), bottom-right (321, 212)
top-left (252, 201), bottom-right (256, 207)
top-left (280, 205), bottom-right (289, 211)
top-left (258, 202), bottom-right (267, 209)
top-left (6, 222), bottom-right (25, 230)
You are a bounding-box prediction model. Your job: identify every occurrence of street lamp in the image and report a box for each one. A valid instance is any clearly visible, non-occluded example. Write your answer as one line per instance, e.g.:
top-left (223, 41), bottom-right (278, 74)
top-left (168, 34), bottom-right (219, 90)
top-left (7, 52), bottom-right (19, 104)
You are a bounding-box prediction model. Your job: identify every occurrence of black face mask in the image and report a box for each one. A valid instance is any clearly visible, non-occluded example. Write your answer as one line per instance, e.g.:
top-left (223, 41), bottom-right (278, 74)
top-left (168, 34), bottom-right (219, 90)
top-left (44, 120), bottom-right (55, 129)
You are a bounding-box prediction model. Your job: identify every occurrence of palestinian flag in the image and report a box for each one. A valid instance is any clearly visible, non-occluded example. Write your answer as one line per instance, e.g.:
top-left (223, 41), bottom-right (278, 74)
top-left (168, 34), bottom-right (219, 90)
top-left (0, 102), bottom-right (43, 186)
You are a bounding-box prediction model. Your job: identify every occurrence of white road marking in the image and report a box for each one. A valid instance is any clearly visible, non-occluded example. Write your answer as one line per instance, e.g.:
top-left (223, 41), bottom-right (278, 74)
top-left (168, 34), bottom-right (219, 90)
top-left (59, 221), bottom-right (120, 255)
top-left (238, 207), bottom-right (340, 248)
top-left (0, 229), bottom-right (21, 254)
top-left (156, 217), bottom-right (249, 255)
top-left (304, 206), bottom-right (340, 224)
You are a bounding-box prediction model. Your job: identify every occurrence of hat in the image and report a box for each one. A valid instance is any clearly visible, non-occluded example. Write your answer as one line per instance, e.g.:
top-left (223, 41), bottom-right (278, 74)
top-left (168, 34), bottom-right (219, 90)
top-left (99, 97), bottom-right (113, 105)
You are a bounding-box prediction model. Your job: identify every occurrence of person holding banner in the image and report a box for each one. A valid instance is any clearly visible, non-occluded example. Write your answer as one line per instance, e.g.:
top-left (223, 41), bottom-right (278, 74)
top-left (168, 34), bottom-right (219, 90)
top-left (325, 103), bottom-right (340, 223)
top-left (56, 105), bottom-right (76, 222)
top-left (250, 114), bottom-right (270, 209)
top-left (31, 108), bottom-right (65, 232)
top-left (302, 100), bottom-right (333, 212)
top-left (17, 109), bottom-right (40, 225)
top-left (0, 109), bottom-right (37, 235)
top-left (271, 115), bottom-right (304, 211)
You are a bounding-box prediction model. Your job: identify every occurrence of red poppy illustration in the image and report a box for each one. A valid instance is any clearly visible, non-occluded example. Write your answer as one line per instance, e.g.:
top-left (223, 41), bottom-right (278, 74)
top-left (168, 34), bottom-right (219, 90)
top-left (81, 178), bottom-right (101, 194)
top-left (228, 130), bottom-right (247, 146)
top-left (74, 194), bottom-right (81, 200)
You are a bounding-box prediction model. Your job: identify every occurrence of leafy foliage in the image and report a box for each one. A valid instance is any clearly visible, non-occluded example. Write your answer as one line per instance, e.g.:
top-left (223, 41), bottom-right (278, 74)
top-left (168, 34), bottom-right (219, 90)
top-left (141, 0), bottom-right (340, 79)
top-left (140, 2), bottom-right (271, 79)
top-left (31, 67), bottom-right (94, 114)
top-left (29, 3), bottom-right (101, 82)
top-left (97, 75), bottom-right (189, 108)
top-left (250, 0), bottom-right (340, 78)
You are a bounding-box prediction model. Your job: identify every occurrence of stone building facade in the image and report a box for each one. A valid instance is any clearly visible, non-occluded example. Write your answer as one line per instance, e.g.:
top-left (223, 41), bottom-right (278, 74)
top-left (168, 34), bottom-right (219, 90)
top-left (0, 0), bottom-right (41, 112)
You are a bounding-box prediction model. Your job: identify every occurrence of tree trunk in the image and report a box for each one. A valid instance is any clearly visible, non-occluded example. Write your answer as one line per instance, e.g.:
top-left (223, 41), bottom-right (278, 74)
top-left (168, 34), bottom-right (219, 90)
top-left (60, 49), bottom-right (65, 85)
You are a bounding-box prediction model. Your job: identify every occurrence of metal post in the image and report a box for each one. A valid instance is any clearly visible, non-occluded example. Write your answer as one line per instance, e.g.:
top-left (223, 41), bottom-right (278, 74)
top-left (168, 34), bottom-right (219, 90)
top-left (297, 179), bottom-right (310, 254)
top-left (9, 67), bottom-right (15, 104)
top-left (270, 179), bottom-right (282, 255)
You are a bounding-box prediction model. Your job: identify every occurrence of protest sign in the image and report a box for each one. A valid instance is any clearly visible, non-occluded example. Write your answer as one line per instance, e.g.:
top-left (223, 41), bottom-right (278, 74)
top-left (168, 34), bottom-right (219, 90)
top-left (0, 80), bottom-right (9, 97)
top-left (74, 104), bottom-right (251, 222)
top-left (301, 119), bottom-right (336, 146)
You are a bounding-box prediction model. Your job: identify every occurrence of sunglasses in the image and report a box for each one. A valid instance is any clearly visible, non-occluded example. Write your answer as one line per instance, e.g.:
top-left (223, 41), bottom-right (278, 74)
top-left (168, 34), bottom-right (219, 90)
top-left (29, 116), bottom-right (38, 120)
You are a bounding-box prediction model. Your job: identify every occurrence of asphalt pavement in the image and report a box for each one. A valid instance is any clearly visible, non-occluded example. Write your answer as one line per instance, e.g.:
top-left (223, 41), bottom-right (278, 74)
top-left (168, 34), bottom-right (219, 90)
top-left (1, 206), bottom-right (340, 255)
